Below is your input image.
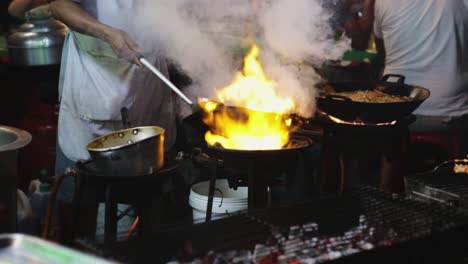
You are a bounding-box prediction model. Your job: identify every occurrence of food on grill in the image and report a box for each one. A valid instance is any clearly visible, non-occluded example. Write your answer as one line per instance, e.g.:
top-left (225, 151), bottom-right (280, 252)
top-left (454, 163), bottom-right (468, 174)
top-left (331, 89), bottom-right (411, 103)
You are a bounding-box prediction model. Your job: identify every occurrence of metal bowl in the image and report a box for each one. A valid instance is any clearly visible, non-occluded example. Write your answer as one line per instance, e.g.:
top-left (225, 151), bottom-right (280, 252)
top-left (86, 126), bottom-right (165, 175)
top-left (0, 126), bottom-right (32, 232)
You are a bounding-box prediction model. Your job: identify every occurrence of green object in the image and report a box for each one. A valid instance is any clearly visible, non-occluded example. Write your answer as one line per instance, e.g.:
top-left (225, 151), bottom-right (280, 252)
top-left (39, 168), bottom-right (48, 177)
top-left (39, 182), bottom-right (51, 193)
top-left (342, 49), bottom-right (377, 62)
top-left (0, 35), bottom-right (8, 57)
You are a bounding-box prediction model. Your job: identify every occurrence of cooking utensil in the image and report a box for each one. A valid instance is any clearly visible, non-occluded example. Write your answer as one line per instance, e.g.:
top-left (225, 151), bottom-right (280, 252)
top-left (139, 55), bottom-right (194, 106)
top-left (138, 55), bottom-right (310, 135)
top-left (0, 126), bottom-right (31, 233)
top-left (139, 55), bottom-right (306, 121)
top-left (86, 126), bottom-right (165, 175)
top-left (316, 74), bottom-right (430, 123)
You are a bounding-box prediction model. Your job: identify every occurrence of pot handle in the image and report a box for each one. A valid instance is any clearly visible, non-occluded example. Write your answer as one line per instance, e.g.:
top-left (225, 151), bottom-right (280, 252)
top-left (120, 107), bottom-right (131, 129)
top-left (382, 74), bottom-right (406, 84)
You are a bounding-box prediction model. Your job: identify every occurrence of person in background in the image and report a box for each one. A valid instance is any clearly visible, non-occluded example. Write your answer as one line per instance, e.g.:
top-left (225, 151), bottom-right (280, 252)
top-left (369, 0), bottom-right (468, 158)
top-left (8, 0), bottom-right (47, 19)
top-left (324, 0), bottom-right (374, 51)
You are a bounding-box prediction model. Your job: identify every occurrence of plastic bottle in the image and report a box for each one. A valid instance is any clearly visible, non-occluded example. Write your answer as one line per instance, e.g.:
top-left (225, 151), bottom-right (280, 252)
top-left (29, 182), bottom-right (51, 226)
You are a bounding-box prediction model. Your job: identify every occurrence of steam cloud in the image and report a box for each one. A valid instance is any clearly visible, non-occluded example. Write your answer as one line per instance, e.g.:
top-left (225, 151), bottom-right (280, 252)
top-left (127, 0), bottom-right (350, 118)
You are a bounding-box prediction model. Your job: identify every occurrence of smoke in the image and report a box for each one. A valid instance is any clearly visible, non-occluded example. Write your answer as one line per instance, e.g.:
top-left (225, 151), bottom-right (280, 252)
top-left (126, 0), bottom-right (350, 118)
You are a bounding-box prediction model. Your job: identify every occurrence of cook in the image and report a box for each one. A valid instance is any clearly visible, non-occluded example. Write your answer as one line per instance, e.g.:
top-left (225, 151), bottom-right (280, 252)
top-left (42, 0), bottom-right (178, 203)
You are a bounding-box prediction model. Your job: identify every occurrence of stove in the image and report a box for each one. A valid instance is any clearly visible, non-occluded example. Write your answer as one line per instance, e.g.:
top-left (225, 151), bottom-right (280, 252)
top-left (72, 158), bottom-right (181, 248)
top-left (317, 113), bottom-right (416, 194)
top-left (192, 135), bottom-right (314, 215)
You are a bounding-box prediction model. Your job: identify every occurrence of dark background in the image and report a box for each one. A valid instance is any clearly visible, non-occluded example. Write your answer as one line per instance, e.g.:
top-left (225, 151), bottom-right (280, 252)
top-left (1, 0), bottom-right (20, 31)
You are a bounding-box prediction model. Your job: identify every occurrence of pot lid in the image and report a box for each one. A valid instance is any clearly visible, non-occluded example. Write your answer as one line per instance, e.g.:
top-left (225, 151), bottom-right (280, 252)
top-left (7, 31), bottom-right (66, 48)
top-left (7, 18), bottom-right (68, 48)
top-left (17, 19), bottom-right (67, 33)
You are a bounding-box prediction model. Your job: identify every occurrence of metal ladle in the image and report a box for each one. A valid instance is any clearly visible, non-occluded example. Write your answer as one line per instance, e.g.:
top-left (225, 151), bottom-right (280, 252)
top-left (139, 55), bottom-right (194, 107)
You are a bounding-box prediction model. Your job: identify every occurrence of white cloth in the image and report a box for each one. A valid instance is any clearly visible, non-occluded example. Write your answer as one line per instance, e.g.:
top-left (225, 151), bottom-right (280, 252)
top-left (374, 0), bottom-right (468, 117)
top-left (58, 0), bottom-right (177, 162)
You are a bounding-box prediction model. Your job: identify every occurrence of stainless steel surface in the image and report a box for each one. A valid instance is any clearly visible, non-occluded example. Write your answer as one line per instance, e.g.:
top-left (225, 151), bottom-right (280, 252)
top-left (0, 126), bottom-right (32, 233)
top-left (87, 126), bottom-right (165, 175)
top-left (0, 234), bottom-right (114, 264)
top-left (0, 126), bottom-right (32, 151)
top-left (7, 18), bottom-right (68, 66)
top-left (139, 56), bottom-right (193, 105)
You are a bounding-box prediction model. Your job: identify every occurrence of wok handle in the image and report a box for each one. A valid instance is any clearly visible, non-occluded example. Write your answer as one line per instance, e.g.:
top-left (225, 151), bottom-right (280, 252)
top-left (120, 107), bottom-right (130, 128)
top-left (383, 74), bottom-right (406, 84)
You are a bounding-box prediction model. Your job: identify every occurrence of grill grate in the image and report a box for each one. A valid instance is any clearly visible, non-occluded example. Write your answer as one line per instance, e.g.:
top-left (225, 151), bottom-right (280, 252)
top-left (87, 186), bottom-right (468, 264)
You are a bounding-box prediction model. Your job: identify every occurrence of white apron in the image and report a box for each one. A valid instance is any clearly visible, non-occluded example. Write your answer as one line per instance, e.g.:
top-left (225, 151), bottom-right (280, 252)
top-left (58, 0), bottom-right (177, 162)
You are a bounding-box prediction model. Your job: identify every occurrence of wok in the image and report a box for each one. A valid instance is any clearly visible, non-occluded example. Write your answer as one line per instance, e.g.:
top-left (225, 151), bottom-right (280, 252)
top-left (316, 74), bottom-right (431, 123)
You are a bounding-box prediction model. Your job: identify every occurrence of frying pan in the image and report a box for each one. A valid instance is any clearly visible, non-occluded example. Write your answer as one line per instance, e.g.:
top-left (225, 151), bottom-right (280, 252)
top-left (316, 74), bottom-right (431, 123)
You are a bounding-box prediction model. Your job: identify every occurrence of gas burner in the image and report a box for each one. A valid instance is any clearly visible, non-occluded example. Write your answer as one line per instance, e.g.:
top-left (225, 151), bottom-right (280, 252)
top-left (325, 114), bottom-right (398, 127)
top-left (207, 136), bottom-right (312, 154)
top-left (317, 110), bottom-right (404, 127)
top-left (190, 136), bottom-right (315, 212)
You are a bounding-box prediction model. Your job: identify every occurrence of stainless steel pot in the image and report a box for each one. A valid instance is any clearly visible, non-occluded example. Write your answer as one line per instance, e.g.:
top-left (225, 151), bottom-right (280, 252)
top-left (7, 12), bottom-right (68, 66)
top-left (0, 126), bottom-right (32, 232)
top-left (86, 126), bottom-right (165, 175)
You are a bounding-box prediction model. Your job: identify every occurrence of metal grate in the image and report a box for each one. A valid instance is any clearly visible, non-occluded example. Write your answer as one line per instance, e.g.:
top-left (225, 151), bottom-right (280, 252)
top-left (86, 186), bottom-right (468, 264)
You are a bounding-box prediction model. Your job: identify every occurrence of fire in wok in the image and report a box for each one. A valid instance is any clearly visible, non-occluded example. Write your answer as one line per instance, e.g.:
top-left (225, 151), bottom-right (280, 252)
top-left (199, 45), bottom-right (297, 151)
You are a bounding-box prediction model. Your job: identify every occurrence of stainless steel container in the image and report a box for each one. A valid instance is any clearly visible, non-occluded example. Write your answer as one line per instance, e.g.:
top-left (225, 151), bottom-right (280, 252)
top-left (0, 234), bottom-right (114, 263)
top-left (7, 13), bottom-right (68, 66)
top-left (0, 126), bottom-right (31, 232)
top-left (86, 126), bottom-right (165, 175)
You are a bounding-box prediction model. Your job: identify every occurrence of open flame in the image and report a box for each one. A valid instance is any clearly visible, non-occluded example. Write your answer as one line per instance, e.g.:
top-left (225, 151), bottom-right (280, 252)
top-left (317, 111), bottom-right (398, 126)
top-left (200, 44), bottom-right (296, 150)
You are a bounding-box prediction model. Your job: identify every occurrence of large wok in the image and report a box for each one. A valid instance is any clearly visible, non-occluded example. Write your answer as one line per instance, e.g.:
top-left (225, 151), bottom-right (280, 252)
top-left (316, 74), bottom-right (430, 123)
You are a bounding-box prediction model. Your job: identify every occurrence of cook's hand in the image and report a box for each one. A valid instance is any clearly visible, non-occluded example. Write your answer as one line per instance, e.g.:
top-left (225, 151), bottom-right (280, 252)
top-left (104, 28), bottom-right (142, 66)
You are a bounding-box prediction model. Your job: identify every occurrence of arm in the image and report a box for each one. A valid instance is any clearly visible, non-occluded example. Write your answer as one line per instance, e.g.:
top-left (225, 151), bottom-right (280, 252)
top-left (47, 0), bottom-right (141, 65)
top-left (8, 0), bottom-right (46, 19)
top-left (358, 0), bottom-right (375, 33)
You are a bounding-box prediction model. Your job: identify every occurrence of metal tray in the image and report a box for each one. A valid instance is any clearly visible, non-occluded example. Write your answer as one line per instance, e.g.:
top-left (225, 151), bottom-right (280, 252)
top-left (0, 234), bottom-right (114, 264)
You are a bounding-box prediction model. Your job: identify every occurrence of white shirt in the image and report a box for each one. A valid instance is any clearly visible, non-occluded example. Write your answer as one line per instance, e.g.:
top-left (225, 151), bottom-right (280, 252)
top-left (58, 0), bottom-right (177, 162)
top-left (374, 0), bottom-right (468, 117)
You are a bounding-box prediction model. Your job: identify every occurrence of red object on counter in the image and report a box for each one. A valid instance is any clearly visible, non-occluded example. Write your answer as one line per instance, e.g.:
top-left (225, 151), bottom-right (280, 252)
top-left (0, 56), bottom-right (8, 64)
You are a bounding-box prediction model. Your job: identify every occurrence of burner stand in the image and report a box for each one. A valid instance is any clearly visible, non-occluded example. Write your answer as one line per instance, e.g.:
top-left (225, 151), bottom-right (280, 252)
top-left (193, 136), bottom-right (314, 221)
top-left (72, 159), bottom-right (180, 251)
top-left (320, 115), bottom-right (415, 194)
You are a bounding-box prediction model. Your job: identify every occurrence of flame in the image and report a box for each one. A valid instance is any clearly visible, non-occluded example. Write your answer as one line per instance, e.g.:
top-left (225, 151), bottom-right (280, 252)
top-left (319, 111), bottom-right (398, 126)
top-left (200, 44), bottom-right (295, 150)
